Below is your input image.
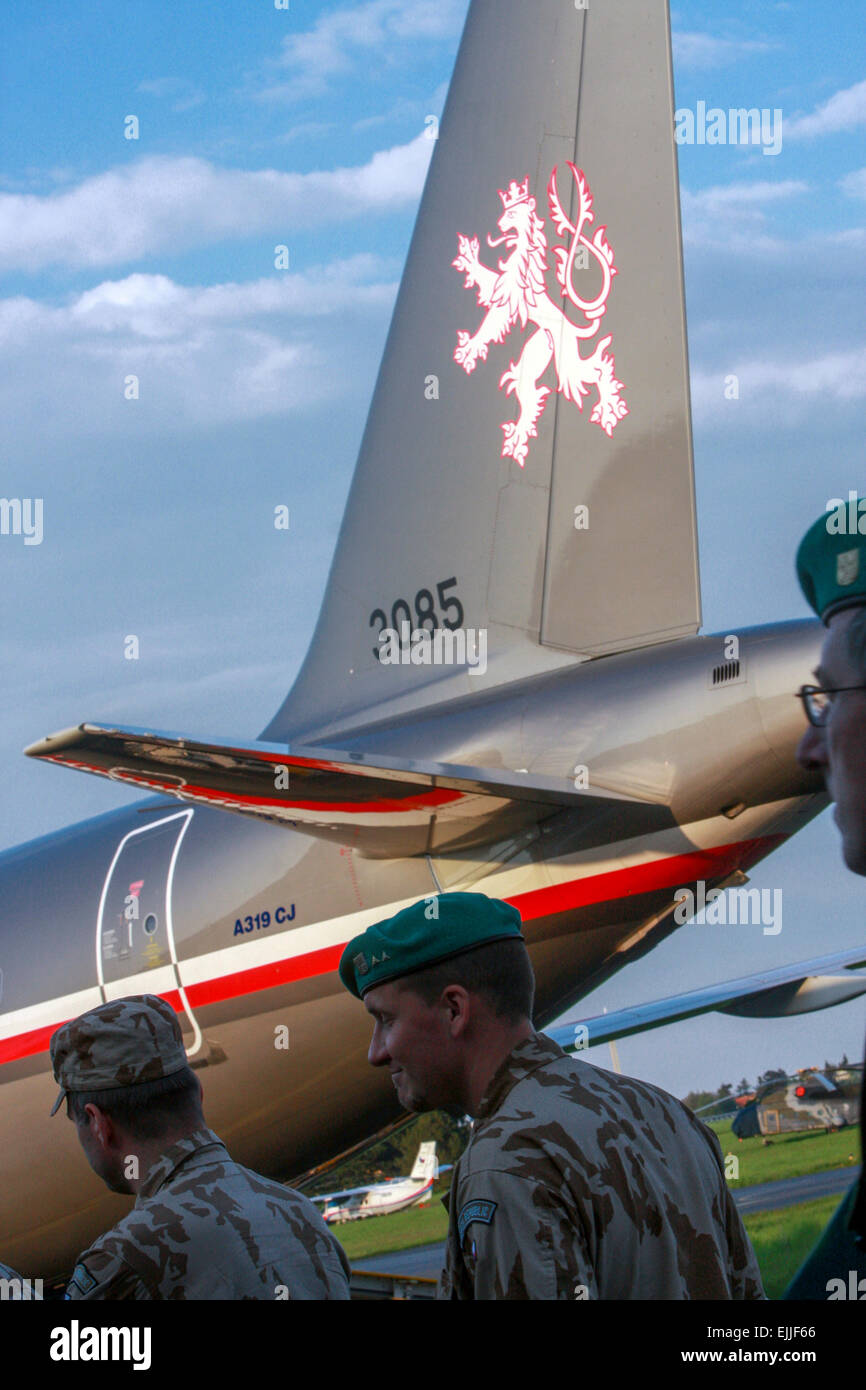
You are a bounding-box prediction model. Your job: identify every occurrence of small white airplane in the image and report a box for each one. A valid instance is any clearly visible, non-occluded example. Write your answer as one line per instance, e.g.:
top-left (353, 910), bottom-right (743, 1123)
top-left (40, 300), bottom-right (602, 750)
top-left (312, 1142), bottom-right (439, 1225)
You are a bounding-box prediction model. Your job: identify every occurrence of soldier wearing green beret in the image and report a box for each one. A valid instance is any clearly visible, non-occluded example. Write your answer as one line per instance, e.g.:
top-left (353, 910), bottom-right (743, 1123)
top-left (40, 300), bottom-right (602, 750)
top-left (50, 995), bottom-right (350, 1300)
top-left (783, 505), bottom-right (866, 1296)
top-left (339, 892), bottom-right (765, 1300)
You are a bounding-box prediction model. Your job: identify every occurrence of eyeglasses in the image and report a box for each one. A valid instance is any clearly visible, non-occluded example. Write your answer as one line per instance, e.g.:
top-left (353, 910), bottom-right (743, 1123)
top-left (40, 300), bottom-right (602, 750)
top-left (796, 684), bottom-right (866, 728)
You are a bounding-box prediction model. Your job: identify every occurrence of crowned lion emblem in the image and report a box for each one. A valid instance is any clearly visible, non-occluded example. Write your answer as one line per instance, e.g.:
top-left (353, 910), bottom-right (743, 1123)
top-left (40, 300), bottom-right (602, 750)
top-left (453, 163), bottom-right (628, 467)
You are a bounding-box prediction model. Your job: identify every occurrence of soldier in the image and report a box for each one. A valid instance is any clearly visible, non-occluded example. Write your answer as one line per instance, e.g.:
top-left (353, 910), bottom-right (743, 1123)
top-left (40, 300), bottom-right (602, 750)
top-left (339, 892), bottom-right (765, 1300)
top-left (783, 507), bottom-right (866, 1296)
top-left (49, 995), bottom-right (351, 1300)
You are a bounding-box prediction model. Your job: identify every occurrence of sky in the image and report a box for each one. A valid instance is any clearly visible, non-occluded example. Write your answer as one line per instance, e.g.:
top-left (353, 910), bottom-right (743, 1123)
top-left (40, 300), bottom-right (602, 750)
top-left (1, 0), bottom-right (865, 1101)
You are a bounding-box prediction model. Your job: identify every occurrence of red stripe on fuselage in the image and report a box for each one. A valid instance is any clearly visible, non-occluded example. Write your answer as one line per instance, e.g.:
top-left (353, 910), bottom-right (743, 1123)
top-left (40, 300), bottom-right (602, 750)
top-left (0, 990), bottom-right (184, 1067)
top-left (183, 944), bottom-right (345, 1010)
top-left (0, 834), bottom-right (785, 1067)
top-left (506, 835), bottom-right (784, 919)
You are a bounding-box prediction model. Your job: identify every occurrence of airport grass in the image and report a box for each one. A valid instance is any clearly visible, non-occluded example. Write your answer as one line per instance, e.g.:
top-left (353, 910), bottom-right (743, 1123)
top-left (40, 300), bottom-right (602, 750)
top-left (707, 1119), bottom-right (860, 1189)
top-left (334, 1131), bottom-right (859, 1271)
top-left (332, 1196), bottom-right (450, 1264)
top-left (741, 1194), bottom-right (842, 1300)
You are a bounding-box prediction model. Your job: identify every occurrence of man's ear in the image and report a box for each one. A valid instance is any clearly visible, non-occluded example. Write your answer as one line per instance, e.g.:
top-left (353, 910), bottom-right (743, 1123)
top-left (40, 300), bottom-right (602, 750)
top-left (85, 1103), bottom-right (116, 1150)
top-left (441, 985), bottom-right (471, 1036)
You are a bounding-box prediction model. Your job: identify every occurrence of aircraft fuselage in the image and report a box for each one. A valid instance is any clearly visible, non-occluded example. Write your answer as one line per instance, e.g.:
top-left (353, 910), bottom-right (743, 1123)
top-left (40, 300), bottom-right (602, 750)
top-left (0, 619), bottom-right (824, 1276)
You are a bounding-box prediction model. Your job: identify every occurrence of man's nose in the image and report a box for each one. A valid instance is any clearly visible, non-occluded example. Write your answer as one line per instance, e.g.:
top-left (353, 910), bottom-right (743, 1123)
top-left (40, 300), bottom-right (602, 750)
top-left (796, 722), bottom-right (826, 772)
top-left (368, 1025), bottom-right (389, 1068)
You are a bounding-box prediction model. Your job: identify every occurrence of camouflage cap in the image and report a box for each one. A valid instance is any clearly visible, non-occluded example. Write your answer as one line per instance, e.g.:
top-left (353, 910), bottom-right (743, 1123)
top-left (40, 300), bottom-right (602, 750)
top-left (797, 500), bottom-right (866, 624)
top-left (338, 892), bottom-right (524, 999)
top-left (49, 995), bottom-right (188, 1116)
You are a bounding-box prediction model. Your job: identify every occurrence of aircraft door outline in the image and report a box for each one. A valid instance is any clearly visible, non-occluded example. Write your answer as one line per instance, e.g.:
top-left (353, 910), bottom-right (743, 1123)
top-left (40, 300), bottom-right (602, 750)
top-left (96, 810), bottom-right (203, 1057)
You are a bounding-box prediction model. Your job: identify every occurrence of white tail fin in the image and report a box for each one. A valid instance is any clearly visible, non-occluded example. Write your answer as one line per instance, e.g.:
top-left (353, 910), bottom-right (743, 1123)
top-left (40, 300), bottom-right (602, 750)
top-left (410, 1141), bottom-right (438, 1182)
top-left (266, 0), bottom-right (698, 746)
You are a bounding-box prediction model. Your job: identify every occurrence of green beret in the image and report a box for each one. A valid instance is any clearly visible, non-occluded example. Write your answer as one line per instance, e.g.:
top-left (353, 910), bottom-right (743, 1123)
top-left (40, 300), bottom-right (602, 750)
top-left (797, 497), bottom-right (866, 624)
top-left (338, 893), bottom-right (524, 999)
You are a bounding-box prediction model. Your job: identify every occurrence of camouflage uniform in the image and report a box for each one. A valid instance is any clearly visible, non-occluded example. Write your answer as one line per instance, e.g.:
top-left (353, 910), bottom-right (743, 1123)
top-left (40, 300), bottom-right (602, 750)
top-left (50, 996), bottom-right (350, 1301)
top-left (65, 1127), bottom-right (351, 1301)
top-left (439, 1032), bottom-right (764, 1300)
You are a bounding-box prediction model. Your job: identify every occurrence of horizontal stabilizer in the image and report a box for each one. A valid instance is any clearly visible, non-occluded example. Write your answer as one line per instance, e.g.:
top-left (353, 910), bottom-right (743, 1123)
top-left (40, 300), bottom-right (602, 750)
top-left (25, 722), bottom-right (663, 857)
top-left (547, 946), bottom-right (866, 1052)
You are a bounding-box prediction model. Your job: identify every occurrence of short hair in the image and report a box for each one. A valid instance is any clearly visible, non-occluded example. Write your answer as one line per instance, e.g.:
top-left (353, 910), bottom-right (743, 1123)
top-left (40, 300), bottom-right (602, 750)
top-left (396, 938), bottom-right (535, 1023)
top-left (844, 607), bottom-right (866, 680)
top-left (67, 1066), bottom-right (202, 1139)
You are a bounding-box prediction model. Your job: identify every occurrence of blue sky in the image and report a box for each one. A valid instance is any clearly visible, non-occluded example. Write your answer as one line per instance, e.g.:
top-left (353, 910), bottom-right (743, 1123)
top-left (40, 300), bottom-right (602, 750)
top-left (1, 0), bottom-right (865, 1099)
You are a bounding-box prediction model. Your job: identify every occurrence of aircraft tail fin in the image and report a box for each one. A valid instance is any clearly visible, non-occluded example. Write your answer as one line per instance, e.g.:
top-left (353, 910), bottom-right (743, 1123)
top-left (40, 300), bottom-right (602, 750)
top-left (410, 1141), bottom-right (438, 1183)
top-left (268, 0), bottom-right (700, 744)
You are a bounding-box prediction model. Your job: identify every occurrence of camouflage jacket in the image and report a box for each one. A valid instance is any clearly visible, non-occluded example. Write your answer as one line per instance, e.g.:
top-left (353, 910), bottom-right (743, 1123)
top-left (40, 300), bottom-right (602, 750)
top-left (439, 1032), bottom-right (765, 1300)
top-left (66, 1129), bottom-right (351, 1300)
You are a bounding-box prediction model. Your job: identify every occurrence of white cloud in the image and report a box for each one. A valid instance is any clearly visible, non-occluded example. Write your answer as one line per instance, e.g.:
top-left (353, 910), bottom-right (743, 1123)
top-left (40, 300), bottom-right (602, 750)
top-left (353, 93), bottom-right (436, 133)
top-left (691, 346), bottom-right (866, 423)
top-left (840, 167), bottom-right (866, 200)
top-left (828, 226), bottom-right (866, 249)
top-left (680, 179), bottom-right (808, 249)
top-left (786, 79), bottom-right (866, 139)
top-left (275, 121), bottom-right (338, 145)
top-left (672, 32), bottom-right (771, 69)
top-left (0, 139), bottom-right (433, 272)
top-left (683, 180), bottom-right (808, 212)
top-left (258, 0), bottom-right (467, 100)
top-left (66, 257), bottom-right (393, 334)
top-left (0, 260), bottom-right (397, 431)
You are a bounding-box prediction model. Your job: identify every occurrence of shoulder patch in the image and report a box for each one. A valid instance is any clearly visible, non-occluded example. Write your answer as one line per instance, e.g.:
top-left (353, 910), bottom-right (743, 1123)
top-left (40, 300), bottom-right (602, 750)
top-left (67, 1262), bottom-right (98, 1297)
top-left (457, 1198), bottom-right (497, 1244)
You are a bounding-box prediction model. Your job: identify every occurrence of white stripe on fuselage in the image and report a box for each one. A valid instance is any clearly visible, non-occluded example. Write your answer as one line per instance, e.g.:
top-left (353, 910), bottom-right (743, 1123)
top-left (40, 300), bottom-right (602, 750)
top-left (0, 810), bottom-right (784, 1048)
top-left (0, 891), bottom-right (430, 1045)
